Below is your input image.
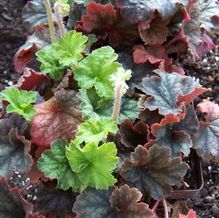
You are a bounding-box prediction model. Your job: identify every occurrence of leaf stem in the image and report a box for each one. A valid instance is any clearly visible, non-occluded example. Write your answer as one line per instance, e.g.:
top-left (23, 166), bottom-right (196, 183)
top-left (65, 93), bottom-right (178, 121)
top-left (54, 2), bottom-right (66, 37)
top-left (112, 83), bottom-right (122, 122)
top-left (44, 0), bottom-right (56, 43)
top-left (152, 200), bottom-right (160, 213)
top-left (162, 199), bottom-right (169, 218)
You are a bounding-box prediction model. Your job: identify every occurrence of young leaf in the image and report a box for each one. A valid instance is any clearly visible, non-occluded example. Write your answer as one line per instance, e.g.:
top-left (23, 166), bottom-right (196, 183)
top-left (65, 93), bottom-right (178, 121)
top-left (38, 140), bottom-right (82, 191)
top-left (141, 69), bottom-right (208, 116)
top-left (36, 43), bottom-right (65, 80)
top-left (74, 46), bottom-right (121, 98)
top-left (120, 145), bottom-right (189, 199)
top-left (55, 30), bottom-right (88, 66)
top-left (0, 88), bottom-right (37, 121)
top-left (66, 141), bottom-right (118, 189)
top-left (75, 118), bottom-right (118, 144)
top-left (192, 100), bottom-right (219, 162)
top-left (31, 89), bottom-right (82, 147)
top-left (73, 185), bottom-right (153, 218)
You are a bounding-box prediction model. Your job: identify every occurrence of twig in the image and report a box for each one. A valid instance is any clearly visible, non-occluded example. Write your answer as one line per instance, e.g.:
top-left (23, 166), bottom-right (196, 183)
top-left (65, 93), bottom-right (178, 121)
top-left (44, 0), bottom-right (56, 43)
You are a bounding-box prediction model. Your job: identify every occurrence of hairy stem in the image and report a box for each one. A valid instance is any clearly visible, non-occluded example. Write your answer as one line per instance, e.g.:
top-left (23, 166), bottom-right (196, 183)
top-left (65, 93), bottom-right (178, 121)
top-left (112, 83), bottom-right (122, 122)
top-left (162, 199), bottom-right (169, 218)
top-left (44, 0), bottom-right (56, 43)
top-left (152, 200), bottom-right (160, 213)
top-left (54, 2), bottom-right (66, 37)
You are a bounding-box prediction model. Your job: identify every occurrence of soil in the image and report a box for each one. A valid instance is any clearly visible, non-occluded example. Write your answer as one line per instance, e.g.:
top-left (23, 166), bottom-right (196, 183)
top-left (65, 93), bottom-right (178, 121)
top-left (0, 1), bottom-right (219, 217)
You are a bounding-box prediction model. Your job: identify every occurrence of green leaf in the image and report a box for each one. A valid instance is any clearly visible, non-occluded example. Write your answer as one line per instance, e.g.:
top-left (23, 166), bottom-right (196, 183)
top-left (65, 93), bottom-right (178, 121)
top-left (77, 89), bottom-right (112, 120)
top-left (38, 140), bottom-right (83, 191)
top-left (56, 30), bottom-right (88, 66)
top-left (78, 89), bottom-right (139, 123)
top-left (0, 88), bottom-right (37, 121)
top-left (66, 141), bottom-right (119, 189)
top-left (36, 44), bottom-right (65, 80)
top-left (76, 118), bottom-right (118, 144)
top-left (74, 46), bottom-right (121, 99)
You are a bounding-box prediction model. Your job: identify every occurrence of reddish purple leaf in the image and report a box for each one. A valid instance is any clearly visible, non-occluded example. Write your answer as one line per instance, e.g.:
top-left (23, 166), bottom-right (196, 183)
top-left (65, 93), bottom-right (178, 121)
top-left (16, 67), bottom-right (52, 93)
top-left (139, 14), bottom-right (168, 45)
top-left (119, 120), bottom-right (149, 148)
top-left (120, 145), bottom-right (189, 199)
top-left (31, 89), bottom-right (82, 147)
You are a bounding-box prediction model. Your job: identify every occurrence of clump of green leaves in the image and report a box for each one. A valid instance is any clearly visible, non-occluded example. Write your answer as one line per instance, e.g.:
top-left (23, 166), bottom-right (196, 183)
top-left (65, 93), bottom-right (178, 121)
top-left (0, 88), bottom-right (37, 121)
top-left (36, 30), bottom-right (88, 80)
top-left (74, 46), bottom-right (122, 99)
top-left (38, 118), bottom-right (119, 191)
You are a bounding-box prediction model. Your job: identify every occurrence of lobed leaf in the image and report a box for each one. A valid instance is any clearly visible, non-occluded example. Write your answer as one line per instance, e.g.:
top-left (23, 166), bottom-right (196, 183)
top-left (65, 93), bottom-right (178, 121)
top-left (31, 89), bottom-right (82, 147)
top-left (0, 88), bottom-right (37, 121)
top-left (22, 0), bottom-right (52, 31)
top-left (38, 140), bottom-right (82, 191)
top-left (178, 209), bottom-right (196, 218)
top-left (74, 46), bottom-right (121, 98)
top-left (119, 120), bottom-right (149, 148)
top-left (120, 145), bottom-right (189, 199)
top-left (55, 30), bottom-right (88, 66)
top-left (66, 141), bottom-right (118, 189)
top-left (0, 179), bottom-right (28, 218)
top-left (141, 69), bottom-right (208, 116)
top-left (192, 100), bottom-right (219, 162)
top-left (0, 114), bottom-right (32, 178)
top-left (117, 0), bottom-right (179, 24)
top-left (75, 118), bottom-right (118, 144)
top-left (73, 185), bottom-right (153, 218)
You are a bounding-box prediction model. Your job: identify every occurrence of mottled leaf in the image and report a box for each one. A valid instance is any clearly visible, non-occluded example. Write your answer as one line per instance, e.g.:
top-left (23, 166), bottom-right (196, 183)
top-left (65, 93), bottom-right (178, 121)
top-left (73, 185), bottom-right (152, 218)
top-left (120, 145), bottom-right (189, 199)
top-left (0, 115), bottom-right (31, 180)
top-left (22, 0), bottom-right (53, 31)
top-left (31, 89), bottom-right (82, 147)
top-left (0, 179), bottom-right (27, 218)
top-left (141, 69), bottom-right (208, 116)
top-left (35, 183), bottom-right (76, 216)
top-left (193, 100), bottom-right (219, 162)
top-left (73, 187), bottom-right (115, 218)
top-left (117, 0), bottom-right (179, 24)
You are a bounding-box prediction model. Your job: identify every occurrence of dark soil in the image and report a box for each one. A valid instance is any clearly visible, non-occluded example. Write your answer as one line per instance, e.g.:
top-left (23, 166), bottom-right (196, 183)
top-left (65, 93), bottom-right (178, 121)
top-left (0, 1), bottom-right (219, 217)
top-left (0, 0), bottom-right (26, 91)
